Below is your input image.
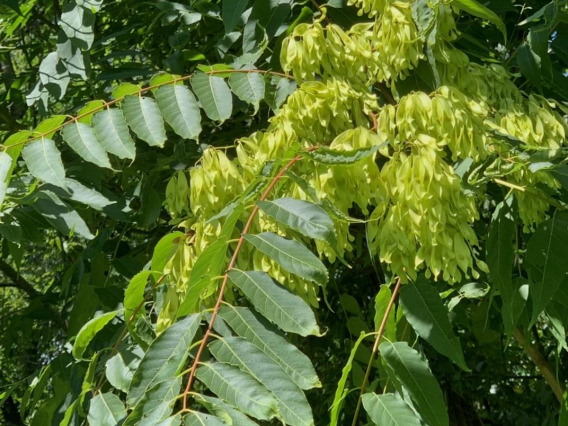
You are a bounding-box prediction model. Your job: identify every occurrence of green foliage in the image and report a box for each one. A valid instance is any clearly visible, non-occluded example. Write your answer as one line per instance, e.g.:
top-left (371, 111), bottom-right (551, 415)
top-left (2, 0), bottom-right (568, 425)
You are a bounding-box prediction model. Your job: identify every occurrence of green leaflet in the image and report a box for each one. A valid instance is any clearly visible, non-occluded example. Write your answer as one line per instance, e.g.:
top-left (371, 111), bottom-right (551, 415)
top-left (123, 376), bottom-right (182, 426)
top-left (153, 415), bottom-right (182, 426)
top-left (228, 72), bottom-right (265, 109)
top-left (222, 0), bottom-right (248, 33)
top-left (526, 211), bottom-right (568, 326)
top-left (195, 362), bottom-right (279, 420)
top-left (21, 137), bottom-right (67, 189)
top-left (190, 72), bottom-right (233, 122)
top-left (452, 0), bottom-right (506, 41)
top-left (183, 411), bottom-right (226, 426)
top-left (92, 108), bottom-right (136, 160)
top-left (127, 314), bottom-right (201, 406)
top-left (257, 197), bottom-right (336, 243)
top-left (194, 394), bottom-right (259, 426)
top-left (122, 95), bottom-right (167, 147)
top-left (61, 121), bottom-right (112, 168)
top-left (487, 201), bottom-right (517, 336)
top-left (209, 337), bottom-right (314, 426)
top-left (87, 392), bottom-right (127, 426)
top-left (362, 393), bottom-right (422, 426)
top-left (380, 341), bottom-right (449, 426)
top-left (34, 115), bottom-right (66, 138)
top-left (73, 311), bottom-right (119, 360)
top-left (105, 346), bottom-right (143, 393)
top-left (77, 100), bottom-right (105, 125)
top-left (155, 84), bottom-right (202, 141)
top-left (177, 203), bottom-right (244, 316)
top-left (400, 279), bottom-right (469, 371)
top-left (227, 269), bottom-right (321, 336)
top-left (0, 152), bottom-right (12, 206)
top-left (33, 191), bottom-right (94, 239)
top-left (329, 331), bottom-right (367, 426)
top-left (124, 270), bottom-right (160, 323)
top-left (151, 231), bottom-right (184, 272)
top-left (60, 178), bottom-right (115, 210)
top-left (304, 144), bottom-right (383, 165)
top-left (219, 305), bottom-right (320, 389)
top-left (244, 232), bottom-right (328, 285)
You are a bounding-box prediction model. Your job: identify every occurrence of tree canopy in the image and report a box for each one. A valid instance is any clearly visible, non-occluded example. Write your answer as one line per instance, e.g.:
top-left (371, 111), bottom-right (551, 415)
top-left (1, 0), bottom-right (568, 425)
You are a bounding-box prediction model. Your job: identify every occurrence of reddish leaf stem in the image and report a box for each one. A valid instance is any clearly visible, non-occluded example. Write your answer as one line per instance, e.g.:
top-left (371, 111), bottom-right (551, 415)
top-left (181, 149), bottom-right (317, 410)
top-left (351, 277), bottom-right (402, 425)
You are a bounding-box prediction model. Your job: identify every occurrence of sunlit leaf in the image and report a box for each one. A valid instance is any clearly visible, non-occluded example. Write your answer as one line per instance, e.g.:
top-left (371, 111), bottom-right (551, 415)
top-left (244, 232), bottom-right (328, 285)
top-left (257, 198), bottom-right (336, 243)
top-left (92, 108), bottom-right (136, 160)
top-left (22, 138), bottom-right (67, 189)
top-left (155, 84), bottom-right (202, 141)
top-left (228, 269), bottom-right (321, 336)
top-left (122, 95), bottom-right (167, 147)
top-left (196, 362), bottom-right (278, 420)
top-left (209, 337), bottom-right (314, 426)
top-left (61, 121), bottom-right (112, 168)
top-left (380, 341), bottom-right (449, 426)
top-left (127, 314), bottom-right (201, 406)
top-left (219, 305), bottom-right (320, 389)
top-left (362, 393), bottom-right (422, 426)
top-left (87, 392), bottom-right (127, 426)
top-left (191, 72), bottom-right (232, 122)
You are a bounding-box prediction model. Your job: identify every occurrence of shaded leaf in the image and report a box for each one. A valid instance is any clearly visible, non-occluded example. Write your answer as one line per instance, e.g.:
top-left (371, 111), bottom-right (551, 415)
top-left (33, 191), bottom-right (94, 239)
top-left (400, 279), bottom-right (469, 371)
top-left (73, 311), bottom-right (119, 359)
top-left (380, 341), bottom-right (449, 426)
top-left (124, 376), bottom-right (182, 426)
top-left (0, 152), bottom-right (12, 206)
top-left (244, 232), bottom-right (328, 285)
top-left (453, 0), bottom-right (506, 40)
top-left (228, 269), bottom-right (321, 336)
top-left (222, 0), bottom-right (248, 33)
top-left (526, 212), bottom-right (568, 325)
top-left (374, 285), bottom-right (396, 342)
top-left (329, 332), bottom-right (367, 426)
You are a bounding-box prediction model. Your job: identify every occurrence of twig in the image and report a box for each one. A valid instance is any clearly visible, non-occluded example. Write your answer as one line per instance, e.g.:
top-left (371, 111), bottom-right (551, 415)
top-left (351, 277), bottom-right (403, 426)
top-left (513, 326), bottom-right (565, 403)
top-left (1, 69), bottom-right (295, 150)
top-left (181, 147), bottom-right (319, 410)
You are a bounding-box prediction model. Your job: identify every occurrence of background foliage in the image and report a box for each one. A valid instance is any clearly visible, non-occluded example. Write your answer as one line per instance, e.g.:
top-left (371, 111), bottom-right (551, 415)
top-left (1, 0), bottom-right (568, 425)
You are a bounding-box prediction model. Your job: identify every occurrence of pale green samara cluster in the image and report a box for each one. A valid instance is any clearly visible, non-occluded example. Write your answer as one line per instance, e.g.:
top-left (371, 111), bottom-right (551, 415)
top-left (161, 0), bottom-right (567, 328)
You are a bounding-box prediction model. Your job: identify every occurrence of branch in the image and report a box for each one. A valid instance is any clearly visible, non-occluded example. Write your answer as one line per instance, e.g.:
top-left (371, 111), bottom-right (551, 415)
top-left (513, 326), bottom-right (565, 403)
top-left (0, 260), bottom-right (39, 298)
